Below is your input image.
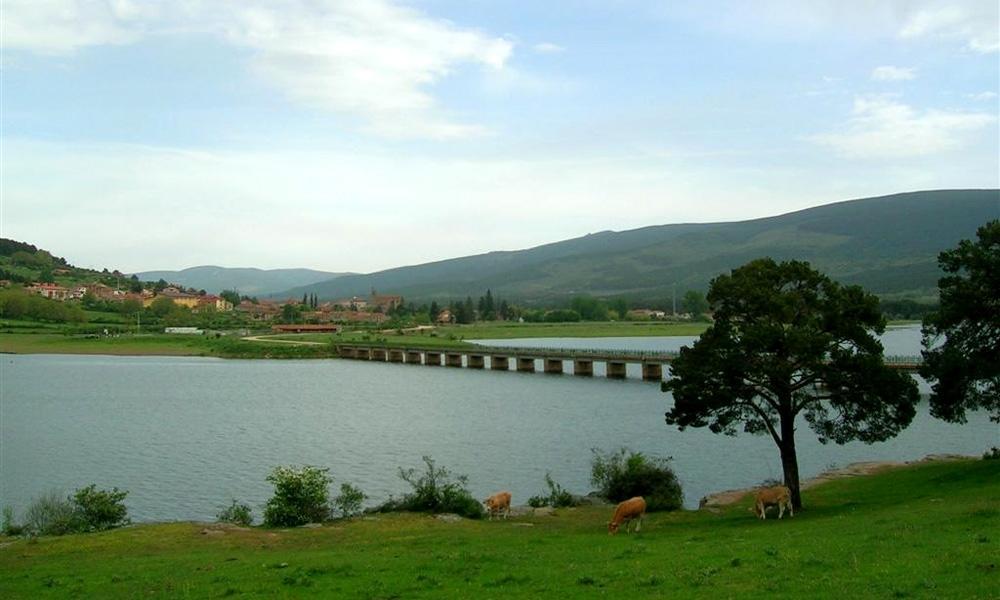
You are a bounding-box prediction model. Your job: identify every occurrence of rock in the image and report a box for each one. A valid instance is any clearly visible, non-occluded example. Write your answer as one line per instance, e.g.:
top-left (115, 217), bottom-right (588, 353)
top-left (532, 506), bottom-right (555, 517)
top-left (200, 528), bottom-right (225, 536)
top-left (301, 523), bottom-right (323, 529)
top-left (434, 513), bottom-right (463, 523)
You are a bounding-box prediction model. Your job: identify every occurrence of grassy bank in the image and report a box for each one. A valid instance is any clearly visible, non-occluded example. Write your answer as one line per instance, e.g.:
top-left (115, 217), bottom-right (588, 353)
top-left (1, 459), bottom-right (996, 598)
top-left (0, 333), bottom-right (338, 359)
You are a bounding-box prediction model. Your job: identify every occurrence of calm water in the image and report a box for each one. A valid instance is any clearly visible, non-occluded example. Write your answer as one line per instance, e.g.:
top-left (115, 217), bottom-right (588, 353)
top-left (1, 327), bottom-right (995, 521)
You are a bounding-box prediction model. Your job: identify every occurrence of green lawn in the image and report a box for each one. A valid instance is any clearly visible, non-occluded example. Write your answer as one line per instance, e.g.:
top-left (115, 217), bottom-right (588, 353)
top-left (1, 459), bottom-right (996, 598)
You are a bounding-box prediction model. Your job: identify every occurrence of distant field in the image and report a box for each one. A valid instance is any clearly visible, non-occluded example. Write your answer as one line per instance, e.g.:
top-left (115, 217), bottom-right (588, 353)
top-left (0, 459), bottom-right (995, 598)
top-left (0, 333), bottom-right (336, 359)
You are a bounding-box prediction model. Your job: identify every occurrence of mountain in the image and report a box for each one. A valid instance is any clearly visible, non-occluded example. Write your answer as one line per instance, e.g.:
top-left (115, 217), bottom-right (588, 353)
top-left (133, 266), bottom-right (352, 296)
top-left (278, 190), bottom-right (999, 304)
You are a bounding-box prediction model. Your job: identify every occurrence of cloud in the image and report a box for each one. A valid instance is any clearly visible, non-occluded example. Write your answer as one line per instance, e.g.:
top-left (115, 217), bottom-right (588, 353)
top-left (533, 42), bottom-right (565, 54)
top-left (1, 0), bottom-right (513, 139)
top-left (871, 66), bottom-right (916, 81)
top-left (899, 3), bottom-right (999, 53)
top-left (965, 91), bottom-right (999, 101)
top-left (810, 96), bottom-right (996, 159)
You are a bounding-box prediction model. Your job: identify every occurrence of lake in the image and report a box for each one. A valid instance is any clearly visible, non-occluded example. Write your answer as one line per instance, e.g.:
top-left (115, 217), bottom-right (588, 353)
top-left (1, 327), bottom-right (994, 521)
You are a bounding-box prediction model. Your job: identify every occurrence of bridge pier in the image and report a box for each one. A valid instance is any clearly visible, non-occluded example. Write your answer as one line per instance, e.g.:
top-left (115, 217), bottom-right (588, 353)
top-left (405, 351), bottom-right (422, 364)
top-left (607, 361), bottom-right (627, 379)
top-left (573, 360), bottom-right (593, 376)
top-left (446, 353), bottom-right (463, 367)
top-left (371, 348), bottom-right (387, 361)
top-left (425, 352), bottom-right (442, 366)
top-left (517, 357), bottom-right (536, 373)
top-left (544, 359), bottom-right (563, 374)
top-left (338, 346), bottom-right (356, 358)
top-left (388, 350), bottom-right (404, 363)
top-left (491, 356), bottom-right (509, 370)
top-left (355, 347), bottom-right (371, 361)
top-left (468, 355), bottom-right (485, 369)
top-left (642, 363), bottom-right (663, 381)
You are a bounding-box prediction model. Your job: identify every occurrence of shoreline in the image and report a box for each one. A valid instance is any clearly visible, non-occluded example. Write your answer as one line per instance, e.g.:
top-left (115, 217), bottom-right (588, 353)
top-left (698, 453), bottom-right (974, 510)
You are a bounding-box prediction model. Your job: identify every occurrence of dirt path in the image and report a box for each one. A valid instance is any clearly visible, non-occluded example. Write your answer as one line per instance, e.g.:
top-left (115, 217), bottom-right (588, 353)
top-left (698, 453), bottom-right (973, 511)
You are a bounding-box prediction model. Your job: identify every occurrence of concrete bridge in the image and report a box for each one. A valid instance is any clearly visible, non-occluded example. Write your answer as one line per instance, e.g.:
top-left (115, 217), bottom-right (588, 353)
top-left (334, 342), bottom-right (923, 381)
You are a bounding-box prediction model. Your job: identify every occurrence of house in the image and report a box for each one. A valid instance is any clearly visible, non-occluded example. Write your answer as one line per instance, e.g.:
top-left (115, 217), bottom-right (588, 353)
top-left (628, 309), bottom-right (667, 320)
top-left (27, 283), bottom-right (69, 301)
top-left (436, 309), bottom-right (454, 324)
top-left (144, 288), bottom-right (202, 308)
top-left (334, 296), bottom-right (368, 310)
top-left (236, 300), bottom-right (281, 321)
top-left (196, 295), bottom-right (234, 312)
top-left (370, 293), bottom-right (403, 312)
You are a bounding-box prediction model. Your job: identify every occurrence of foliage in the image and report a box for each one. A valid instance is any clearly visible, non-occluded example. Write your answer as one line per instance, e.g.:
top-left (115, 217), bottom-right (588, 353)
top-left (71, 485), bottom-right (130, 532)
top-left (333, 483), bottom-right (366, 518)
top-left (22, 491), bottom-right (78, 536)
top-left (0, 289), bottom-right (87, 323)
top-left (544, 309), bottom-right (581, 323)
top-left (148, 296), bottom-right (175, 317)
top-left (378, 456), bottom-right (483, 519)
top-left (984, 447), bottom-right (1000, 461)
top-left (217, 500), bottom-right (254, 527)
top-left (263, 466), bottom-right (333, 527)
top-left (570, 295), bottom-right (609, 321)
top-left (681, 290), bottom-right (709, 317)
top-left (921, 220), bottom-right (999, 423)
top-left (663, 258), bottom-right (919, 508)
top-left (2, 506), bottom-right (24, 536)
top-left (528, 473), bottom-right (578, 508)
top-left (590, 447), bottom-right (683, 511)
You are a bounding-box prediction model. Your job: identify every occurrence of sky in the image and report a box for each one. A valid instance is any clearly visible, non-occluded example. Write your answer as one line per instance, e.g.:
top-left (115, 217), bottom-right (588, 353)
top-left (2, 0), bottom-right (998, 274)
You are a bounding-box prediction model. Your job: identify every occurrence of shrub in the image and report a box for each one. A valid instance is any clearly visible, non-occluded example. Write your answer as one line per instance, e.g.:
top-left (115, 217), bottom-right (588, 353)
top-left (22, 491), bottom-right (77, 536)
top-left (333, 483), bottom-right (366, 518)
top-left (263, 465), bottom-right (333, 527)
top-left (591, 447), bottom-right (683, 512)
top-left (984, 447), bottom-right (1000, 460)
top-left (378, 456), bottom-right (483, 519)
top-left (72, 484), bottom-right (129, 531)
top-left (528, 473), bottom-right (578, 508)
top-left (217, 500), bottom-right (253, 527)
top-left (2, 505), bottom-right (24, 536)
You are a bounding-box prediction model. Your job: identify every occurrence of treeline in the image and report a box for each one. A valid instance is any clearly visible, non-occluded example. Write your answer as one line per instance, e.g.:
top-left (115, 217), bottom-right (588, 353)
top-left (0, 289), bottom-right (87, 323)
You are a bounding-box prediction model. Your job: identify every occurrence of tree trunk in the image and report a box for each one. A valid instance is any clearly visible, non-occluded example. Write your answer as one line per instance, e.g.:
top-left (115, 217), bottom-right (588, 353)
top-left (778, 413), bottom-right (802, 509)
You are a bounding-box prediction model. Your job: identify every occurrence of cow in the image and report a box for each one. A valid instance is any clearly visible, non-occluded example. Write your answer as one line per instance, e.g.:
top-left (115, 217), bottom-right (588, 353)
top-left (608, 496), bottom-right (646, 535)
top-left (752, 486), bottom-right (793, 520)
top-left (483, 491), bottom-right (512, 520)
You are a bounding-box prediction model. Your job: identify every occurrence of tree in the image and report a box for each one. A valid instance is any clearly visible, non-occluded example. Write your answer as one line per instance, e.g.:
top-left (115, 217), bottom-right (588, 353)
top-left (681, 290), bottom-right (709, 317)
top-left (429, 301), bottom-right (440, 322)
top-left (921, 220), bottom-right (999, 423)
top-left (663, 259), bottom-right (918, 509)
top-left (220, 289), bottom-right (241, 307)
top-left (128, 275), bottom-right (143, 293)
top-left (610, 298), bottom-right (629, 320)
top-left (149, 296), bottom-right (175, 317)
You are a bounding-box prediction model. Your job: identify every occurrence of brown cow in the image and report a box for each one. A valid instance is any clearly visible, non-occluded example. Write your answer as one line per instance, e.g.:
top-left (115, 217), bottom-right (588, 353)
top-left (752, 486), bottom-right (793, 520)
top-left (483, 491), bottom-right (512, 520)
top-left (608, 496), bottom-right (646, 535)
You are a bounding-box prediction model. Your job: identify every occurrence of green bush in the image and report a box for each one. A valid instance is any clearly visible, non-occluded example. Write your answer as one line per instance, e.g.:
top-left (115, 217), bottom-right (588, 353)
top-left (333, 483), bottom-right (366, 518)
top-left (217, 500), bottom-right (253, 526)
top-left (72, 485), bottom-right (129, 531)
top-left (984, 447), bottom-right (1000, 460)
top-left (263, 466), bottom-right (333, 527)
top-left (590, 447), bottom-right (683, 512)
top-left (2, 505), bottom-right (24, 536)
top-left (528, 473), bottom-right (578, 508)
top-left (22, 491), bottom-right (77, 536)
top-left (378, 456), bottom-right (483, 519)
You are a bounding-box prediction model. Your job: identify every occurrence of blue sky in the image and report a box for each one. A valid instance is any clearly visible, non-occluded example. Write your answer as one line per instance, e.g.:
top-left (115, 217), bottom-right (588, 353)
top-left (2, 0), bottom-right (998, 273)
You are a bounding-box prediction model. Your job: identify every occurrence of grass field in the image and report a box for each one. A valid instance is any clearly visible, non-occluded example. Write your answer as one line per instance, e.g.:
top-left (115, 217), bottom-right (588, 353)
top-left (0, 333), bottom-right (337, 359)
top-left (1, 459), bottom-right (996, 598)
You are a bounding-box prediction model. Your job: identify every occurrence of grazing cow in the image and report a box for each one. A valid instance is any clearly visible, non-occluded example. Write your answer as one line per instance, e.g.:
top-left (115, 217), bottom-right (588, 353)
top-left (752, 486), bottom-right (793, 520)
top-left (483, 491), bottom-right (512, 520)
top-left (608, 496), bottom-right (646, 535)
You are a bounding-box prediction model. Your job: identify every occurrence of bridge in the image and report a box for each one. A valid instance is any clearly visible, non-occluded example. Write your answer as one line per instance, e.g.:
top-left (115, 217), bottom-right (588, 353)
top-left (334, 343), bottom-right (923, 381)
